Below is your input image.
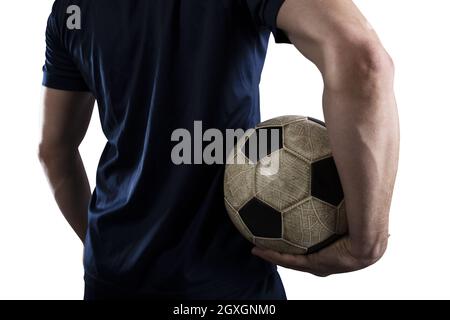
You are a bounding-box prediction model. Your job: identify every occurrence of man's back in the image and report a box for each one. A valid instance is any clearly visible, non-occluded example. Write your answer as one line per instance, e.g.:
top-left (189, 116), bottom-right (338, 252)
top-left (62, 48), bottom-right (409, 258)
top-left (43, 0), bottom-right (288, 298)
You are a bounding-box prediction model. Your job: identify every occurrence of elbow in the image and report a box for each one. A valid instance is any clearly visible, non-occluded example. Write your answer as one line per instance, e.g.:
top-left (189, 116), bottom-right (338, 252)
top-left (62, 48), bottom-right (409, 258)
top-left (350, 236), bottom-right (389, 268)
top-left (38, 143), bottom-right (54, 167)
top-left (323, 35), bottom-right (394, 95)
top-left (38, 141), bottom-right (75, 167)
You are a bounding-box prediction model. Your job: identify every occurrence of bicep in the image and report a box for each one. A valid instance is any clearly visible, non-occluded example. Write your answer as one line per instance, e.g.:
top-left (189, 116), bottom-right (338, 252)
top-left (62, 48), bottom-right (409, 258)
top-left (40, 88), bottom-right (95, 149)
top-left (41, 4), bottom-right (94, 149)
top-left (276, 0), bottom-right (377, 69)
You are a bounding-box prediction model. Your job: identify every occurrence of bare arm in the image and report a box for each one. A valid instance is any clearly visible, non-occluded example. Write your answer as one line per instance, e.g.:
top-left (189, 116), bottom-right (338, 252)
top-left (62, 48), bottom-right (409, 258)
top-left (253, 0), bottom-right (400, 276)
top-left (38, 88), bottom-right (95, 243)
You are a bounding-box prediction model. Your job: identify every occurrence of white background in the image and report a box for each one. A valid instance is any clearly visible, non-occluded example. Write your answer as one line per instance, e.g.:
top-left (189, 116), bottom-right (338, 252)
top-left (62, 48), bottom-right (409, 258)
top-left (0, 1), bottom-right (449, 300)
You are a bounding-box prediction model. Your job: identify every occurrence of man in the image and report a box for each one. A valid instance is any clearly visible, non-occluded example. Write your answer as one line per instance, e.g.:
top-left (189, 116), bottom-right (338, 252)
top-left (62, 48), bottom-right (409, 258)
top-left (39, 0), bottom-right (399, 300)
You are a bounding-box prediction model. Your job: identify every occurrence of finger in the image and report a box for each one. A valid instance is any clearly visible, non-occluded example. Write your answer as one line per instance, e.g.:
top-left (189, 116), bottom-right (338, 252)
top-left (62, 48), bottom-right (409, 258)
top-left (252, 248), bottom-right (332, 277)
top-left (252, 247), bottom-right (307, 265)
top-left (252, 247), bottom-right (313, 271)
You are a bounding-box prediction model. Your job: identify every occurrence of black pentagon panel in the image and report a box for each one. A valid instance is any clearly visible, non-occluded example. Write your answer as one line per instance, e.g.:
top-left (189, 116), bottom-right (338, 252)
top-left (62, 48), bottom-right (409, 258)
top-left (242, 127), bottom-right (283, 163)
top-left (239, 198), bottom-right (282, 238)
top-left (311, 157), bottom-right (344, 206)
top-left (308, 117), bottom-right (326, 127)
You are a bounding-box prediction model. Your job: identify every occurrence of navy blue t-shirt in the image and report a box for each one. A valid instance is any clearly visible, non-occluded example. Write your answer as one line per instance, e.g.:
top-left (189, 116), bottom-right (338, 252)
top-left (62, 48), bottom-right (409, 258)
top-left (43, 0), bottom-right (289, 297)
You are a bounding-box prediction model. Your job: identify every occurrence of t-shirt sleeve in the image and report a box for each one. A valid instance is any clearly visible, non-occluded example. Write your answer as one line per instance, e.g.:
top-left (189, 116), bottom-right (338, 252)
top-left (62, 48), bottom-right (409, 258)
top-left (244, 0), bottom-right (290, 44)
top-left (42, 2), bottom-right (90, 91)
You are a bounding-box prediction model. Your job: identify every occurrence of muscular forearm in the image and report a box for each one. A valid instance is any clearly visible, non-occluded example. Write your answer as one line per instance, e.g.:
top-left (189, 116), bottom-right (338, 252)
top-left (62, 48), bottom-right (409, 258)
top-left (253, 51), bottom-right (400, 275)
top-left (323, 58), bottom-right (399, 260)
top-left (39, 147), bottom-right (91, 243)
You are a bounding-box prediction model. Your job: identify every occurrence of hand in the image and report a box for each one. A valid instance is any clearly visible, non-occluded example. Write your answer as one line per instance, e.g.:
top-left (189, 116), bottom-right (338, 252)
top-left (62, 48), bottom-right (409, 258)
top-left (252, 236), bottom-right (387, 277)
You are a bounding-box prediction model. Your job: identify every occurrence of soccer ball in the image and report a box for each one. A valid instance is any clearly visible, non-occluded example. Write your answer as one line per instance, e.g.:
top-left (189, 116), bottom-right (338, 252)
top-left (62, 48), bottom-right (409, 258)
top-left (224, 116), bottom-right (347, 255)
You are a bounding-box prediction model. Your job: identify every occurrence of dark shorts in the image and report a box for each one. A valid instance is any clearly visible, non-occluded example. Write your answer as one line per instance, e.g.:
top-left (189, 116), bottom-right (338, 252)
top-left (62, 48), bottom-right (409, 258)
top-left (84, 272), bottom-right (286, 300)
